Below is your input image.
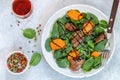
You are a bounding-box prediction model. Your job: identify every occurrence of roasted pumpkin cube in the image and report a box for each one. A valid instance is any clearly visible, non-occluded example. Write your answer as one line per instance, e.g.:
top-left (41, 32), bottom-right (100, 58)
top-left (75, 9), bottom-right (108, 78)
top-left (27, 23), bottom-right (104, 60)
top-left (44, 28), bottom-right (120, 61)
top-left (83, 20), bottom-right (94, 35)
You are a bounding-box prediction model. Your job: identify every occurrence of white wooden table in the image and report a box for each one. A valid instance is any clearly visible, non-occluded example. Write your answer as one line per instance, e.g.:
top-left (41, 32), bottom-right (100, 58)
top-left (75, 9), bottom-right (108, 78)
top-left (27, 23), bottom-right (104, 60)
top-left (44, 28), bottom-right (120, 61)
top-left (0, 0), bottom-right (120, 80)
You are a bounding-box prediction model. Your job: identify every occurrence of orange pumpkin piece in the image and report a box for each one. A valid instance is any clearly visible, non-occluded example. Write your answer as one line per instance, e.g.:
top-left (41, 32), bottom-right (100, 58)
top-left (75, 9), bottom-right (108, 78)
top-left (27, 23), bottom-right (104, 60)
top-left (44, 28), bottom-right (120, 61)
top-left (83, 20), bottom-right (94, 35)
top-left (68, 56), bottom-right (73, 61)
top-left (91, 51), bottom-right (100, 58)
top-left (67, 10), bottom-right (83, 20)
top-left (50, 38), bottom-right (66, 50)
top-left (68, 50), bottom-right (79, 61)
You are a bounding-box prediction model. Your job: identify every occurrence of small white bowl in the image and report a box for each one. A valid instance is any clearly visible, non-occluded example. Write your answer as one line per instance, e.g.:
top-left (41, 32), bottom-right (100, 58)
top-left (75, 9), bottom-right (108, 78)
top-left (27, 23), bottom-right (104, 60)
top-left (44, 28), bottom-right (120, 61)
top-left (6, 51), bottom-right (29, 75)
top-left (12, 0), bottom-right (33, 19)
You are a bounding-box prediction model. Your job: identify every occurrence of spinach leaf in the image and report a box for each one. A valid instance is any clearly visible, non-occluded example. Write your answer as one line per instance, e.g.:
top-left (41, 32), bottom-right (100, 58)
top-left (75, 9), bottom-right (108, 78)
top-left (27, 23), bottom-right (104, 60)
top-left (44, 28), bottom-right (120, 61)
top-left (84, 35), bottom-right (94, 42)
top-left (95, 39), bottom-right (107, 51)
top-left (71, 18), bottom-right (87, 29)
top-left (99, 20), bottom-right (108, 29)
top-left (30, 52), bottom-right (41, 66)
top-left (75, 9), bottom-right (80, 12)
top-left (56, 58), bottom-right (70, 68)
top-left (58, 16), bottom-right (67, 24)
top-left (45, 38), bottom-right (52, 52)
top-left (60, 31), bottom-right (73, 40)
top-left (87, 40), bottom-right (94, 49)
top-left (23, 28), bottom-right (36, 39)
top-left (77, 43), bottom-right (91, 59)
top-left (65, 39), bottom-right (73, 53)
top-left (54, 49), bottom-right (67, 59)
top-left (51, 22), bottom-right (59, 38)
top-left (93, 56), bottom-right (102, 68)
top-left (79, 50), bottom-right (90, 59)
top-left (70, 19), bottom-right (80, 27)
top-left (87, 13), bottom-right (99, 25)
top-left (58, 23), bottom-right (65, 39)
top-left (82, 57), bottom-right (94, 72)
top-left (84, 13), bottom-right (91, 20)
top-left (94, 25), bottom-right (105, 36)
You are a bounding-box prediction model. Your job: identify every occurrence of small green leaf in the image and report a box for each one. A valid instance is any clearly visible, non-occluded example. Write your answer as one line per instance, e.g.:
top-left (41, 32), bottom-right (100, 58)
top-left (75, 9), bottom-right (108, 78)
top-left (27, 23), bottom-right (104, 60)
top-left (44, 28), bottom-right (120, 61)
top-left (94, 25), bottom-right (105, 36)
top-left (95, 39), bottom-right (107, 51)
top-left (45, 38), bottom-right (52, 52)
top-left (87, 13), bottom-right (99, 25)
top-left (23, 28), bottom-right (36, 39)
top-left (82, 57), bottom-right (94, 72)
top-left (58, 16), bottom-right (67, 24)
top-left (99, 20), bottom-right (108, 28)
top-left (51, 22), bottom-right (59, 38)
top-left (30, 52), bottom-right (41, 66)
top-left (93, 56), bottom-right (102, 68)
top-left (87, 40), bottom-right (94, 49)
top-left (56, 58), bottom-right (70, 68)
top-left (54, 49), bottom-right (67, 59)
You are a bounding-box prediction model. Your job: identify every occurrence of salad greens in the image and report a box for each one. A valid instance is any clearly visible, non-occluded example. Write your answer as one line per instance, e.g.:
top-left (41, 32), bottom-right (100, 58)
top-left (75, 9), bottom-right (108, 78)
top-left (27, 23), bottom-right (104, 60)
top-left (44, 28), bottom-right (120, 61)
top-left (56, 58), bottom-right (70, 68)
top-left (51, 22), bottom-right (60, 38)
top-left (45, 38), bottom-right (52, 52)
top-left (82, 57), bottom-right (95, 72)
top-left (45, 9), bottom-right (108, 72)
top-left (95, 39), bottom-right (108, 51)
top-left (86, 13), bottom-right (99, 25)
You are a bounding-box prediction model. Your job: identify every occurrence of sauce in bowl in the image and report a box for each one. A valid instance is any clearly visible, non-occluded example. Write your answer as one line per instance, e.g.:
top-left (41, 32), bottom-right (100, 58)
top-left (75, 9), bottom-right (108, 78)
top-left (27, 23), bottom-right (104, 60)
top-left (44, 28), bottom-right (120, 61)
top-left (7, 51), bottom-right (28, 73)
top-left (12, 0), bottom-right (32, 18)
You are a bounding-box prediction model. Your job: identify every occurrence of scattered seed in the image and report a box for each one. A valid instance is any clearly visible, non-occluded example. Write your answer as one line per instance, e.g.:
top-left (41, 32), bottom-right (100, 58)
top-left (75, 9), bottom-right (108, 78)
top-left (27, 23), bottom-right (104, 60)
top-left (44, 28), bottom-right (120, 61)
top-left (34, 44), bottom-right (36, 47)
top-left (19, 47), bottom-right (22, 50)
top-left (32, 51), bottom-right (34, 53)
top-left (10, 25), bottom-right (13, 27)
top-left (11, 12), bottom-right (13, 15)
top-left (18, 21), bottom-right (20, 23)
top-left (28, 51), bottom-right (30, 53)
top-left (36, 27), bottom-right (39, 30)
top-left (38, 33), bottom-right (40, 35)
top-left (34, 36), bottom-right (37, 42)
top-left (38, 24), bottom-right (41, 27)
top-left (28, 41), bottom-right (31, 43)
top-left (17, 24), bottom-right (20, 26)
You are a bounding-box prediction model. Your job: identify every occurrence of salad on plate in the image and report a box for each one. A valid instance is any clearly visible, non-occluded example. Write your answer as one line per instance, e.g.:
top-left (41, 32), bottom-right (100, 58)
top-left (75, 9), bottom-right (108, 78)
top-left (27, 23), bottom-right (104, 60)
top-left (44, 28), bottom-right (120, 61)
top-left (45, 9), bottom-right (108, 72)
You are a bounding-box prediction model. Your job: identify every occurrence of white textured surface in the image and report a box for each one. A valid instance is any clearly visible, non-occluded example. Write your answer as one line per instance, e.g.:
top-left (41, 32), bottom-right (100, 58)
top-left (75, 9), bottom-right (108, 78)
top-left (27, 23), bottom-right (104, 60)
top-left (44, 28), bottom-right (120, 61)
top-left (0, 0), bottom-right (120, 80)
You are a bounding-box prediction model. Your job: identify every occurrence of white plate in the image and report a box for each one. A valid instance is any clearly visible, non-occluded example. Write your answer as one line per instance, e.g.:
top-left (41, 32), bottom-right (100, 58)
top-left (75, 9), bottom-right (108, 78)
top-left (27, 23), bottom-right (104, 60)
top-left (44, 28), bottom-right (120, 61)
top-left (41, 4), bottom-right (115, 78)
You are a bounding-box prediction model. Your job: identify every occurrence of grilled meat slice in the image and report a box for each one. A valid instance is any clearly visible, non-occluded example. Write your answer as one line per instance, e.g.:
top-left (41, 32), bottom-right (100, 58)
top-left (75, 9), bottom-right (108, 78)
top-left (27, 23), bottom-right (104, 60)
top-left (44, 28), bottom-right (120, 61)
top-left (95, 33), bottom-right (107, 44)
top-left (72, 30), bottom-right (84, 48)
top-left (65, 22), bottom-right (76, 31)
top-left (70, 57), bottom-right (85, 71)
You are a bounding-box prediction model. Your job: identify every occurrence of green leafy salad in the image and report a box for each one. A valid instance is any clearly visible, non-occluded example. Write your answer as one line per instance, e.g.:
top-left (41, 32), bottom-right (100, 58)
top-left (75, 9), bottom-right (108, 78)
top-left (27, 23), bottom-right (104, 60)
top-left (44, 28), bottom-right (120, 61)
top-left (45, 9), bottom-right (108, 72)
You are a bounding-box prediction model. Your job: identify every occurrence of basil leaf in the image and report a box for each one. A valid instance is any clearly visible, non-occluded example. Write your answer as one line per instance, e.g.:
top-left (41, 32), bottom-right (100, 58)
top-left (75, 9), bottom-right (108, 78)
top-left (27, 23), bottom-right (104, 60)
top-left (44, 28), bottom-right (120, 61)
top-left (30, 52), bottom-right (41, 66)
top-left (23, 28), bottom-right (36, 39)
